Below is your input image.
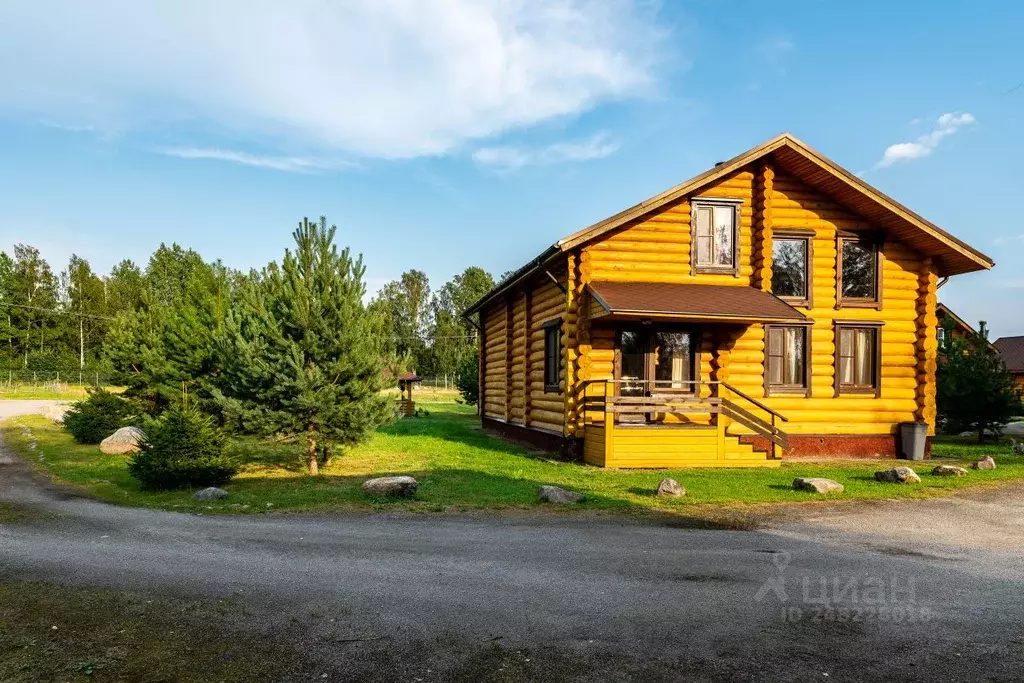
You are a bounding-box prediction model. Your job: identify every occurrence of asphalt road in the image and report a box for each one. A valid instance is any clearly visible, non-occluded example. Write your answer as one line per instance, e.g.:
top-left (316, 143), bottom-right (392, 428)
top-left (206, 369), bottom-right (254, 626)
top-left (2, 405), bottom-right (1023, 681)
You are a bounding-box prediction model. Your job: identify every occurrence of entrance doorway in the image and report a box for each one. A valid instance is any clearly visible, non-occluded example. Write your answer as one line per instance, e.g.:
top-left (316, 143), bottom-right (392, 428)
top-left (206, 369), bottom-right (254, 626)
top-left (616, 327), bottom-right (699, 398)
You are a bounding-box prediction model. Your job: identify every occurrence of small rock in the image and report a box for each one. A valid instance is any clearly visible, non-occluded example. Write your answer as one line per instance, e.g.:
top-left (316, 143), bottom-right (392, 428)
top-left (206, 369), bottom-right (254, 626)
top-left (100, 426), bottom-right (145, 455)
top-left (1010, 439), bottom-right (1024, 455)
top-left (656, 478), bottom-right (685, 498)
top-left (973, 456), bottom-right (996, 470)
top-left (874, 467), bottom-right (921, 484)
top-left (793, 477), bottom-right (845, 494)
top-left (932, 465), bottom-right (968, 477)
top-left (958, 431), bottom-right (975, 438)
top-left (537, 485), bottom-right (584, 504)
top-left (361, 475), bottom-right (418, 497)
top-left (192, 487), bottom-right (229, 501)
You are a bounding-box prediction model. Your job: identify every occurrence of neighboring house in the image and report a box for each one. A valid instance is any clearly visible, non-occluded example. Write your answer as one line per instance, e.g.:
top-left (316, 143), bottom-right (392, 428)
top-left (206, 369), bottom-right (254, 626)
top-left (465, 133), bottom-right (993, 467)
top-left (935, 303), bottom-right (996, 353)
top-left (993, 336), bottom-right (1024, 391)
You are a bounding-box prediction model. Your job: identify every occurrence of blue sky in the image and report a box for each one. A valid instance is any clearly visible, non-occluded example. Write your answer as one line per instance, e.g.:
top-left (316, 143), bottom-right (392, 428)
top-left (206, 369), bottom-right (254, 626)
top-left (1, 1), bottom-right (1022, 337)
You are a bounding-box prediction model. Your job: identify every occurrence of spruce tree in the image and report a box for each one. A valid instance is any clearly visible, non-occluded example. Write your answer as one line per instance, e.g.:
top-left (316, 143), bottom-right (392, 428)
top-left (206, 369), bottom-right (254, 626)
top-left (217, 217), bottom-right (392, 474)
top-left (937, 330), bottom-right (1023, 442)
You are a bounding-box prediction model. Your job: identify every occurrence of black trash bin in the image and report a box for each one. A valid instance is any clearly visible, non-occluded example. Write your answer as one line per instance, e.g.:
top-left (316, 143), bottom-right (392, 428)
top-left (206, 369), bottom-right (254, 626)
top-left (899, 421), bottom-right (928, 460)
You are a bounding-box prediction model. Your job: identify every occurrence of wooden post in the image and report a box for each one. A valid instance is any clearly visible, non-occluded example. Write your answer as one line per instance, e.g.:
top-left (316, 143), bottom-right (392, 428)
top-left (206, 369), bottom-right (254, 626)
top-left (604, 391), bottom-right (615, 467)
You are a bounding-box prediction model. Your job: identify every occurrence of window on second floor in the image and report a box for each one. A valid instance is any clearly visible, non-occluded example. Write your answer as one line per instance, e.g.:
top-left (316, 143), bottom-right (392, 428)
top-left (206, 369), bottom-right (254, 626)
top-left (838, 237), bottom-right (881, 308)
top-left (692, 200), bottom-right (740, 274)
top-left (771, 232), bottom-right (812, 306)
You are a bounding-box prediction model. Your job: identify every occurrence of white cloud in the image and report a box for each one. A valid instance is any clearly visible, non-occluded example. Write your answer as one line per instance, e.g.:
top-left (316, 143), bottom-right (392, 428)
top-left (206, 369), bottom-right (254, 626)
top-left (994, 234), bottom-right (1024, 245)
top-left (875, 112), bottom-right (976, 169)
top-left (0, 1), bottom-right (662, 160)
top-left (159, 147), bottom-right (345, 173)
top-left (473, 133), bottom-right (620, 172)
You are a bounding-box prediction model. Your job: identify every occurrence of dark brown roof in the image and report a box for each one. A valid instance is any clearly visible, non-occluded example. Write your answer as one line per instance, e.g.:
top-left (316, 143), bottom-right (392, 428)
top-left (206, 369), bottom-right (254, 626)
top-left (588, 282), bottom-right (807, 323)
top-left (994, 336), bottom-right (1024, 372)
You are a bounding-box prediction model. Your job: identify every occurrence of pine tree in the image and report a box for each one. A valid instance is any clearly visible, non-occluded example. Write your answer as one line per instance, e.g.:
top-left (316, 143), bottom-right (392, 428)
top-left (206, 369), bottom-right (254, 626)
top-left (937, 329), bottom-right (1023, 442)
top-left (217, 217), bottom-right (392, 474)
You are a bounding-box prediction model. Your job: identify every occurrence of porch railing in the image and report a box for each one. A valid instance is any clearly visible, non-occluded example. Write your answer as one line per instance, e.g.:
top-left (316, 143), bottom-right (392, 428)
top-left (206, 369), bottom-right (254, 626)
top-left (580, 380), bottom-right (789, 458)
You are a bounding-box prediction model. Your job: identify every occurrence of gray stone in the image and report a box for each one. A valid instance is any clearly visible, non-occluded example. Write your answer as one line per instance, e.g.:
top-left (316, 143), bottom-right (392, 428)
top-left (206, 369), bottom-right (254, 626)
top-left (1003, 422), bottom-right (1024, 437)
top-left (958, 431), bottom-right (976, 438)
top-left (1010, 439), bottom-right (1024, 455)
top-left (537, 485), bottom-right (584, 504)
top-left (192, 487), bottom-right (228, 501)
top-left (932, 465), bottom-right (968, 477)
top-left (793, 477), bottom-right (845, 494)
top-left (362, 475), bottom-right (418, 497)
top-left (874, 467), bottom-right (921, 484)
top-left (99, 426), bottom-right (145, 455)
top-left (656, 478), bottom-right (685, 498)
top-left (973, 456), bottom-right (997, 470)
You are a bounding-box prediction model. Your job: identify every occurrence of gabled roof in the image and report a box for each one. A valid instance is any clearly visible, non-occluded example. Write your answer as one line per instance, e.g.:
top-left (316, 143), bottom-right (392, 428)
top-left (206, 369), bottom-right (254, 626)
top-left (994, 336), bottom-right (1024, 372)
top-left (936, 303), bottom-right (978, 335)
top-left (558, 133), bottom-right (993, 275)
top-left (465, 133), bottom-right (993, 317)
top-left (588, 282), bottom-right (807, 324)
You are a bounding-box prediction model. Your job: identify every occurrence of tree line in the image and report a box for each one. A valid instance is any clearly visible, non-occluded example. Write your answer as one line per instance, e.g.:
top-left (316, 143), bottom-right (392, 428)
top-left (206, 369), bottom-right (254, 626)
top-left (0, 232), bottom-right (496, 386)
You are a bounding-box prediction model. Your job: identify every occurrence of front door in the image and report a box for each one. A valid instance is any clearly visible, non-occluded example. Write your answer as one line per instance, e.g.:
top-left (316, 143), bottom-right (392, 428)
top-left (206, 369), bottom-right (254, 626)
top-left (616, 327), bottom-right (698, 420)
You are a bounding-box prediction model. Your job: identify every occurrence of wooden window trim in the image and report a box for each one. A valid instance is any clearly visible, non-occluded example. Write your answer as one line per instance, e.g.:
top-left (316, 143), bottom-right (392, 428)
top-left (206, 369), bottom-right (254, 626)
top-left (836, 234), bottom-right (883, 310)
top-left (771, 229), bottom-right (814, 309)
top-left (833, 321), bottom-right (883, 398)
top-left (542, 317), bottom-right (562, 393)
top-left (690, 197), bottom-right (742, 277)
top-left (764, 323), bottom-right (812, 397)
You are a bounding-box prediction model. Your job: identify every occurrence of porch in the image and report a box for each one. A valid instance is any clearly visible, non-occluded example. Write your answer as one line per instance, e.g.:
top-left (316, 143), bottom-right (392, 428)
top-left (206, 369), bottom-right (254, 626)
top-left (580, 380), bottom-right (788, 468)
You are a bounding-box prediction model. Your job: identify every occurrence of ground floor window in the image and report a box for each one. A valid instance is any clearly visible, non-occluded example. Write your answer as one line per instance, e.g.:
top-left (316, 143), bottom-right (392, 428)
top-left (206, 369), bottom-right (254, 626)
top-left (543, 320), bottom-right (561, 392)
top-left (835, 323), bottom-right (881, 395)
top-left (765, 325), bottom-right (809, 395)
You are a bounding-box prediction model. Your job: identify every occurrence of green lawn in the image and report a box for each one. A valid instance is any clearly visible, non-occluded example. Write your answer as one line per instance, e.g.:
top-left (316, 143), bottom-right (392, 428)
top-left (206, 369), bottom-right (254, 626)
top-left (0, 383), bottom-right (123, 401)
top-left (4, 403), bottom-right (1023, 516)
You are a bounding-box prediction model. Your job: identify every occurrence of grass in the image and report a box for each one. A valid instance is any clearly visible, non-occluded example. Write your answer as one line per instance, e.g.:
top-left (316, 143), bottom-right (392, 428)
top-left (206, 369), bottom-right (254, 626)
top-left (0, 382), bottom-right (124, 401)
top-left (4, 403), bottom-right (1024, 516)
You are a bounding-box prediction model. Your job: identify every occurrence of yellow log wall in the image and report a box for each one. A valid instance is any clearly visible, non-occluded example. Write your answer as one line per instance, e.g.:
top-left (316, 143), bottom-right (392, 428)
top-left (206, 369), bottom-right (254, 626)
top-left (721, 171), bottom-right (928, 436)
top-left (582, 169), bottom-right (756, 286)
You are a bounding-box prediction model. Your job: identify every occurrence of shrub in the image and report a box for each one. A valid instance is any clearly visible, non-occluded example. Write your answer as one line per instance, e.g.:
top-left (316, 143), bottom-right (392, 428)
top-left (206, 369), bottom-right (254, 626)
top-left (128, 407), bottom-right (237, 491)
top-left (456, 351), bottom-right (479, 406)
top-left (63, 389), bottom-right (138, 444)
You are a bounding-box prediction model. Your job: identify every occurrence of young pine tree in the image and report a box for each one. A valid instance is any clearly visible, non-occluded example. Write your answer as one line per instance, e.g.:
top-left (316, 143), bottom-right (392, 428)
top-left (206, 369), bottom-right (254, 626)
top-left (217, 217), bottom-right (392, 474)
top-left (937, 329), bottom-right (1023, 442)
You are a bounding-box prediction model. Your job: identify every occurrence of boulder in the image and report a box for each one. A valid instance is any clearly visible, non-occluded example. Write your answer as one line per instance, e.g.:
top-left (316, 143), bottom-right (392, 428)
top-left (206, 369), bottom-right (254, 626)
top-left (537, 485), bottom-right (583, 504)
top-left (973, 456), bottom-right (996, 470)
top-left (1003, 422), bottom-right (1024, 437)
top-left (793, 477), bottom-right (845, 494)
top-left (361, 475), bottom-right (418, 497)
top-left (1010, 439), bottom-right (1024, 455)
top-left (932, 465), bottom-right (968, 477)
top-left (99, 426), bottom-right (145, 455)
top-left (958, 431), bottom-right (976, 438)
top-left (192, 487), bottom-right (228, 501)
top-left (874, 467), bottom-right (921, 484)
top-left (656, 478), bottom-right (685, 498)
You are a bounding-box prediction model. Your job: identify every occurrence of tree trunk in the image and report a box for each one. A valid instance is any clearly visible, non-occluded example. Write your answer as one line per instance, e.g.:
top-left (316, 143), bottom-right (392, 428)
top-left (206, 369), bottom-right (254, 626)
top-left (318, 444), bottom-right (333, 468)
top-left (306, 422), bottom-right (319, 475)
top-left (79, 317), bottom-right (85, 370)
top-left (978, 428), bottom-right (985, 445)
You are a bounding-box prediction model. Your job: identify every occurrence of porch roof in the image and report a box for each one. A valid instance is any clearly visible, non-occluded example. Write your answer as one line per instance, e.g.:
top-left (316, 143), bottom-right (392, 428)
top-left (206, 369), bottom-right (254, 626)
top-left (588, 282), bottom-right (808, 324)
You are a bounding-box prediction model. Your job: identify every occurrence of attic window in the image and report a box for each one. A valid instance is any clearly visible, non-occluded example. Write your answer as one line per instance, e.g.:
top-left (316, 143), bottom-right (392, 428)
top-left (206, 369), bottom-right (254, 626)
top-left (692, 199), bottom-right (741, 275)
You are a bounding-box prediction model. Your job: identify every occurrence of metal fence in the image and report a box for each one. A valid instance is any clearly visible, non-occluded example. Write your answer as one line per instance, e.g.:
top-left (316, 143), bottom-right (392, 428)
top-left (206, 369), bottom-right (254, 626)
top-left (1, 369), bottom-right (117, 388)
